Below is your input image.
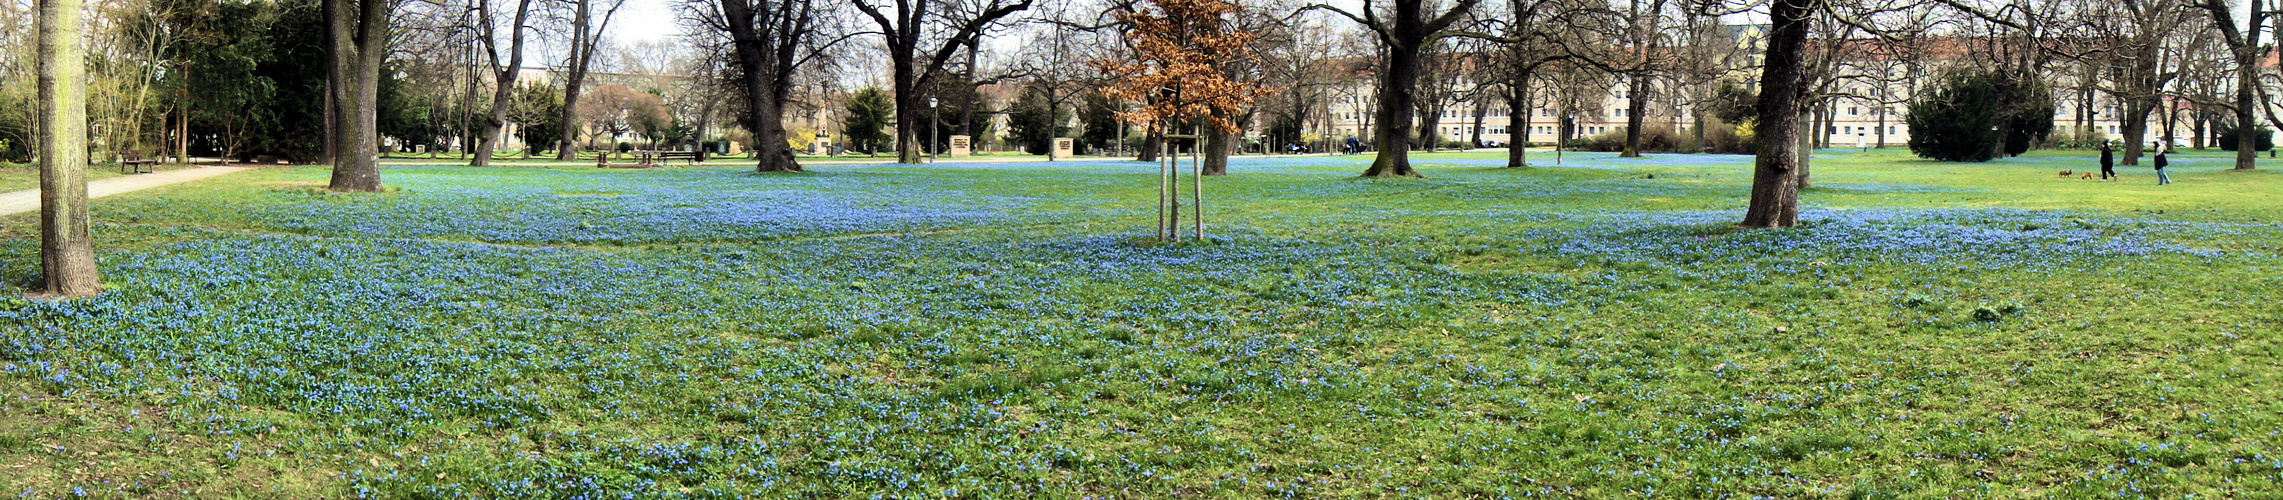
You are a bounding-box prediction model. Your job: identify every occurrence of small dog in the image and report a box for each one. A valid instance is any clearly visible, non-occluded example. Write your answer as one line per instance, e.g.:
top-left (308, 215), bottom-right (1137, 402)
top-left (2081, 172), bottom-right (2095, 180)
top-left (2058, 170), bottom-right (2075, 178)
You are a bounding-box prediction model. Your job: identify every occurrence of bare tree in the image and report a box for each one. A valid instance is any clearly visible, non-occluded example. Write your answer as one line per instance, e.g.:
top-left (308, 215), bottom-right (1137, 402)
top-left (551, 0), bottom-right (627, 160)
top-left (697, 0), bottom-right (846, 172)
top-left (326, 0), bottom-right (396, 191)
top-left (1737, 0), bottom-right (1814, 228)
top-left (851, 0), bottom-right (1032, 164)
top-left (471, 0), bottom-right (535, 165)
top-left (2054, 0), bottom-right (2194, 165)
top-left (1473, 0), bottom-right (1604, 167)
top-left (1308, 0), bottom-right (1483, 178)
top-left (2187, 0), bottom-right (2272, 170)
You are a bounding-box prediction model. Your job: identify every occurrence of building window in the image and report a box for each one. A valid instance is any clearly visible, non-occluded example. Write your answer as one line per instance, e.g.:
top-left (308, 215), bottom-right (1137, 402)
top-left (1848, 106), bottom-right (1858, 115)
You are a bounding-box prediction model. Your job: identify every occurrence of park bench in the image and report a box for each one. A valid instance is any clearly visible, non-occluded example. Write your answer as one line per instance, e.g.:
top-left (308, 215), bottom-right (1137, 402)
top-left (594, 151), bottom-right (656, 169)
top-left (655, 151), bottom-right (701, 165)
top-left (120, 150), bottom-right (158, 174)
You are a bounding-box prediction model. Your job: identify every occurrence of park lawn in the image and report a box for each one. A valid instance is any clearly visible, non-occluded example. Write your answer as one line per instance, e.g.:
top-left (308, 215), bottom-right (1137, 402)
top-left (0, 162), bottom-right (198, 194)
top-left (0, 150), bottom-right (2278, 497)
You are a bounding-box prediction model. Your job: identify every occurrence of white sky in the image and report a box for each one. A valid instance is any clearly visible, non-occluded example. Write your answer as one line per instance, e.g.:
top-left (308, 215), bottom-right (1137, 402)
top-left (610, 0), bottom-right (684, 44)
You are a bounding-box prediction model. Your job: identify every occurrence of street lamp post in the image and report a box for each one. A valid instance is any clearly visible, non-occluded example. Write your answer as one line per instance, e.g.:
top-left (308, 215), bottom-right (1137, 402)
top-left (929, 97), bottom-right (940, 163)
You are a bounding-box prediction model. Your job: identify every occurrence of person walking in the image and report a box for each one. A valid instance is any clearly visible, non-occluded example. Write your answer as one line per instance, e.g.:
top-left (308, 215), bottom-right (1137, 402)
top-left (2098, 141), bottom-right (2116, 181)
top-left (2152, 141), bottom-right (2172, 185)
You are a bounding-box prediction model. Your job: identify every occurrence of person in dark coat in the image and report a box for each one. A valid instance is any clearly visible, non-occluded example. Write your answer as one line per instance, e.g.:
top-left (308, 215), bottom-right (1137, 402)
top-left (2152, 141), bottom-right (2172, 185)
top-left (2098, 141), bottom-right (2116, 181)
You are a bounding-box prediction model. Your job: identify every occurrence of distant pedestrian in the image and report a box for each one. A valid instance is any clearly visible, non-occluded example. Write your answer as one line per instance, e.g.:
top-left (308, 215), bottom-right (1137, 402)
top-left (2098, 141), bottom-right (2115, 181)
top-left (1344, 136), bottom-right (1362, 155)
top-left (2152, 141), bottom-right (2172, 185)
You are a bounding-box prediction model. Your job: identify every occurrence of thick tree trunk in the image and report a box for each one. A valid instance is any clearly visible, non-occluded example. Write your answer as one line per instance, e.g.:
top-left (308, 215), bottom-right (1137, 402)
top-left (1740, 0), bottom-right (1811, 229)
top-left (1137, 128), bottom-right (1162, 162)
top-left (892, 54), bottom-right (924, 164)
top-left (1417, 99), bottom-right (1444, 152)
top-left (2121, 99), bottom-right (2150, 166)
top-left (474, 0), bottom-right (534, 166)
top-left (719, 0), bottom-right (803, 172)
top-left (326, 0), bottom-right (386, 192)
top-left (1203, 129), bottom-right (1231, 176)
top-left (37, 0), bottom-right (99, 298)
top-left (1508, 76), bottom-right (1530, 168)
top-left (747, 89), bottom-right (800, 172)
top-left (1366, 43), bottom-right (1425, 178)
top-left (1622, 76), bottom-right (1649, 157)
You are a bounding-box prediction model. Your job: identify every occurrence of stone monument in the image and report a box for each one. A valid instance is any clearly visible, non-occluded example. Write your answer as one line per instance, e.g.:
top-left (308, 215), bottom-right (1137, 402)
top-left (1051, 138), bottom-right (1075, 159)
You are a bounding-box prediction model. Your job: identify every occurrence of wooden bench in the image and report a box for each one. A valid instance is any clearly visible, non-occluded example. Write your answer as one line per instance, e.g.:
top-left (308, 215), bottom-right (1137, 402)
top-left (120, 150), bottom-right (158, 174)
top-left (656, 151), bottom-right (700, 165)
top-left (594, 151), bottom-right (655, 169)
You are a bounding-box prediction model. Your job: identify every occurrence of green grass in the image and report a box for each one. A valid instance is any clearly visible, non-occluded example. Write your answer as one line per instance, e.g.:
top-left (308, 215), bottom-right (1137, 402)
top-left (0, 162), bottom-right (201, 193)
top-left (0, 149), bottom-right (2278, 497)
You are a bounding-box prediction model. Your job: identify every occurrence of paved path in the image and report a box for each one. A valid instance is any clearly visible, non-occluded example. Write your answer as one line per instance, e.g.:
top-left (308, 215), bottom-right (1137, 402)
top-left (0, 166), bottom-right (252, 216)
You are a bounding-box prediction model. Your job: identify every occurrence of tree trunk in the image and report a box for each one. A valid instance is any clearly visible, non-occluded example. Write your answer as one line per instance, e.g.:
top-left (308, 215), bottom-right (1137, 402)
top-left (719, 0), bottom-right (804, 172)
top-left (1508, 75), bottom-right (1531, 168)
top-left (1691, 107), bottom-right (1707, 152)
top-left (1203, 129), bottom-right (1231, 176)
top-left (37, 0), bottom-right (99, 298)
top-left (747, 88), bottom-right (800, 172)
top-left (1366, 41), bottom-right (1426, 178)
top-left (1622, 75), bottom-right (1648, 157)
top-left (1468, 98), bottom-right (1488, 148)
top-left (1740, 0), bottom-right (1811, 229)
top-left (326, 0), bottom-right (386, 192)
top-left (1416, 98), bottom-right (1444, 153)
top-left (2232, 23), bottom-right (2262, 170)
top-left (178, 84), bottom-right (192, 164)
top-left (1797, 110), bottom-right (1813, 189)
top-left (695, 105), bottom-right (713, 162)
top-left (473, 0), bottom-right (534, 166)
top-left (959, 39), bottom-right (979, 137)
top-left (892, 52), bottom-right (924, 164)
top-left (1138, 128), bottom-right (1162, 162)
top-left (554, 0), bottom-right (592, 161)
top-left (1874, 103), bottom-right (1886, 148)
top-left (2121, 99), bottom-right (2149, 166)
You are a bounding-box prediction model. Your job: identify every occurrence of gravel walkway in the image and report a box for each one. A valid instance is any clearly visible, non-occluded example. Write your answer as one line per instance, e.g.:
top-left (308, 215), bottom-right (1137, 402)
top-left (0, 166), bottom-right (251, 216)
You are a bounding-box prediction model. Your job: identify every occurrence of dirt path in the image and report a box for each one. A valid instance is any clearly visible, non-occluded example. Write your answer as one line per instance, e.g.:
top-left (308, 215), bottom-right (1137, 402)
top-left (0, 166), bottom-right (252, 216)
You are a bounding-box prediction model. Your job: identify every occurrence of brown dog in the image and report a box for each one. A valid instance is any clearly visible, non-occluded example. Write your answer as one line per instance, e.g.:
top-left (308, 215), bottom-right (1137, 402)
top-left (2058, 170), bottom-right (2075, 177)
top-left (2081, 172), bottom-right (2094, 180)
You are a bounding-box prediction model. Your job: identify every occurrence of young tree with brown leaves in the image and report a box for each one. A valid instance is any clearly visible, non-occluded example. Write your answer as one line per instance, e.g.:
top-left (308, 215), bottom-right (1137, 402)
top-left (1099, 0), bottom-right (1267, 241)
